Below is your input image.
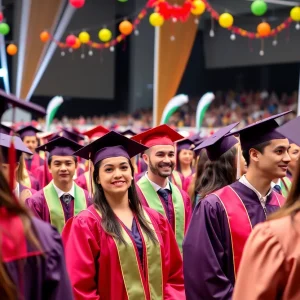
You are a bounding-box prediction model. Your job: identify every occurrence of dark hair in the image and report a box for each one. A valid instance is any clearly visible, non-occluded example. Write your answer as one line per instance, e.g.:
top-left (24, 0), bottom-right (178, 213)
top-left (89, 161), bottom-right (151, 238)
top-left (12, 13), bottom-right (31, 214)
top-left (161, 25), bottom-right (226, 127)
top-left (0, 150), bottom-right (42, 299)
top-left (93, 158), bottom-right (157, 244)
top-left (196, 146), bottom-right (237, 199)
top-left (48, 155), bottom-right (78, 166)
top-left (243, 141), bottom-right (271, 166)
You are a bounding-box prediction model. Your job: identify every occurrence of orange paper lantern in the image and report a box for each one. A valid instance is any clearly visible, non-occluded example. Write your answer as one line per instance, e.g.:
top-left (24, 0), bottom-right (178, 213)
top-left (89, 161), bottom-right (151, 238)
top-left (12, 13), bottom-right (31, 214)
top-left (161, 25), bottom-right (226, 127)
top-left (7, 44), bottom-right (17, 55)
top-left (72, 38), bottom-right (81, 49)
top-left (257, 22), bottom-right (271, 37)
top-left (119, 20), bottom-right (133, 35)
top-left (40, 31), bottom-right (50, 42)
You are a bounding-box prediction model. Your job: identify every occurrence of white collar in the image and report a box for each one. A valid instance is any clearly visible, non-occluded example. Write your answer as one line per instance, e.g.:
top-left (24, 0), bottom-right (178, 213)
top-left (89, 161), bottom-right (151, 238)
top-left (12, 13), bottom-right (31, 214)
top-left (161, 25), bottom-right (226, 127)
top-left (52, 181), bottom-right (75, 198)
top-left (13, 182), bottom-right (20, 197)
top-left (145, 172), bottom-right (171, 192)
top-left (239, 175), bottom-right (272, 202)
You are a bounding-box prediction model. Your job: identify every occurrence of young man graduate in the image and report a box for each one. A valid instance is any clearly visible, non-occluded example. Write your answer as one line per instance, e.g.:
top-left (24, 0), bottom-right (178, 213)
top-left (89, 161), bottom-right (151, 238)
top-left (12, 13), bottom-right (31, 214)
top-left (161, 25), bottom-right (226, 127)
top-left (26, 136), bottom-right (92, 233)
top-left (132, 124), bottom-right (192, 252)
top-left (183, 112), bottom-right (290, 300)
top-left (16, 125), bottom-right (44, 173)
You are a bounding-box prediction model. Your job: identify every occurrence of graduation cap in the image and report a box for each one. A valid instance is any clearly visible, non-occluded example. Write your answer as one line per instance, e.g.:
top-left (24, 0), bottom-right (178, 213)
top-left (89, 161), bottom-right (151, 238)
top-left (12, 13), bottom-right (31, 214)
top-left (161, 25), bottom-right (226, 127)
top-left (50, 128), bottom-right (85, 143)
top-left (16, 125), bottom-right (42, 140)
top-left (74, 131), bottom-right (148, 166)
top-left (119, 129), bottom-right (138, 138)
top-left (176, 138), bottom-right (195, 152)
top-left (83, 125), bottom-right (110, 140)
top-left (0, 133), bottom-right (32, 163)
top-left (131, 124), bottom-right (183, 148)
top-left (276, 116), bottom-right (300, 146)
top-left (189, 132), bottom-right (205, 147)
top-left (0, 124), bottom-right (13, 135)
top-left (228, 111), bottom-right (292, 151)
top-left (36, 136), bottom-right (82, 156)
top-left (194, 122), bottom-right (240, 161)
top-left (0, 89), bottom-right (46, 120)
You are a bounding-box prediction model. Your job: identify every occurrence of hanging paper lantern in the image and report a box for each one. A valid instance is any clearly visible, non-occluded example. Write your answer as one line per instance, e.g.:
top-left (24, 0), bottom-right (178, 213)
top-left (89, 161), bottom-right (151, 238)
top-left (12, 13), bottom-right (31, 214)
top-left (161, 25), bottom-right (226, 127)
top-left (69, 0), bottom-right (85, 8)
top-left (66, 34), bottom-right (77, 46)
top-left (7, 44), bottom-right (17, 56)
top-left (119, 20), bottom-right (133, 35)
top-left (40, 31), bottom-right (50, 42)
top-left (219, 13), bottom-right (234, 28)
top-left (118, 0), bottom-right (128, 2)
top-left (78, 31), bottom-right (90, 43)
top-left (72, 38), bottom-right (81, 49)
top-left (0, 12), bottom-right (4, 22)
top-left (251, 0), bottom-right (267, 16)
top-left (149, 13), bottom-right (164, 27)
top-left (191, 0), bottom-right (206, 16)
top-left (98, 28), bottom-right (112, 42)
top-left (257, 22), bottom-right (271, 36)
top-left (290, 7), bottom-right (300, 22)
top-left (0, 23), bottom-right (10, 35)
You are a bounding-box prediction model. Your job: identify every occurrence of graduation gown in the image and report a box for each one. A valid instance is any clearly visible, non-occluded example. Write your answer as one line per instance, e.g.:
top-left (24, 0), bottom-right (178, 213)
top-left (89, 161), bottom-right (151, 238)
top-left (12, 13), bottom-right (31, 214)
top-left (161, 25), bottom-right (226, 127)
top-left (19, 184), bottom-right (37, 202)
top-left (26, 182), bottom-right (92, 232)
top-left (3, 216), bottom-right (73, 300)
top-left (183, 181), bottom-right (284, 300)
top-left (233, 212), bottom-right (300, 300)
top-left (25, 152), bottom-right (44, 173)
top-left (75, 171), bottom-right (96, 196)
top-left (62, 205), bottom-right (185, 300)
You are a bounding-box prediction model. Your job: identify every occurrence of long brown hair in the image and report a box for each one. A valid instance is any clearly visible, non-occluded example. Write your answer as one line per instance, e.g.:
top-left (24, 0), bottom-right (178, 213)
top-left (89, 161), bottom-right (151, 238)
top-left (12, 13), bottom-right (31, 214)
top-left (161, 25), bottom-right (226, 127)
top-left (269, 159), bottom-right (300, 220)
top-left (93, 158), bottom-right (157, 244)
top-left (196, 147), bottom-right (237, 199)
top-left (0, 150), bottom-right (42, 300)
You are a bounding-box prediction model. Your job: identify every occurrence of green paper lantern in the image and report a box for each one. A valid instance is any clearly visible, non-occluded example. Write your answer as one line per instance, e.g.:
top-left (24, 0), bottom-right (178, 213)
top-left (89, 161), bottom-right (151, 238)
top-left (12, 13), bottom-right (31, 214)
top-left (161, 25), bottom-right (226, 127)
top-left (251, 0), bottom-right (268, 16)
top-left (0, 23), bottom-right (10, 35)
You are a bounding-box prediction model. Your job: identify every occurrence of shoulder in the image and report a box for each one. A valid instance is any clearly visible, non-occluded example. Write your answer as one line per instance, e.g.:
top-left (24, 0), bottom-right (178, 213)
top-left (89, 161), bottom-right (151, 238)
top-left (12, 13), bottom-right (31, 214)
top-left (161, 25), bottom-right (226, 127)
top-left (199, 192), bottom-right (225, 211)
top-left (27, 189), bottom-right (45, 202)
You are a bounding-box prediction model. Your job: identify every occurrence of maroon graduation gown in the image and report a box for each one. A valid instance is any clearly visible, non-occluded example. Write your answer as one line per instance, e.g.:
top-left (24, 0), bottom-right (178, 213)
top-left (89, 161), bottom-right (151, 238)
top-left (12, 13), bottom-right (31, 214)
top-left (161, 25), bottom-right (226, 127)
top-left (4, 217), bottom-right (73, 299)
top-left (25, 153), bottom-right (44, 173)
top-left (183, 181), bottom-right (284, 300)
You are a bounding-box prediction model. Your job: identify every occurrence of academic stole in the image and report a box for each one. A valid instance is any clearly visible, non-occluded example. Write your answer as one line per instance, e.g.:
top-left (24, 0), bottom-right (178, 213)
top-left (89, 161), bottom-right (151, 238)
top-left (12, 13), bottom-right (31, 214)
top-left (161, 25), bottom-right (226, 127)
top-left (171, 170), bottom-right (183, 189)
top-left (96, 209), bottom-right (163, 300)
top-left (137, 176), bottom-right (185, 253)
top-left (212, 185), bottom-right (284, 277)
top-left (44, 181), bottom-right (87, 233)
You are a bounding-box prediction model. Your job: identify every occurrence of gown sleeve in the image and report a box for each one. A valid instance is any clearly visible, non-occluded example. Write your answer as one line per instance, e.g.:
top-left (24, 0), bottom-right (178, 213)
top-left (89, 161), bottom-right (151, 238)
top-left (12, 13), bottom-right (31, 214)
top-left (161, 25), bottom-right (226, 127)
top-left (183, 198), bottom-right (234, 300)
top-left (44, 225), bottom-right (74, 299)
top-left (62, 214), bottom-right (101, 300)
top-left (233, 222), bottom-right (286, 300)
top-left (26, 193), bottom-right (43, 220)
top-left (158, 213), bottom-right (186, 300)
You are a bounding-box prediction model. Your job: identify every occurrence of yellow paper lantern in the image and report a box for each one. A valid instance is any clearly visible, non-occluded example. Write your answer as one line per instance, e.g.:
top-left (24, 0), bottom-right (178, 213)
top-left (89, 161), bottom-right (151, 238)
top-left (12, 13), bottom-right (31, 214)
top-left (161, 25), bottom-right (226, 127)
top-left (98, 28), bottom-right (112, 42)
top-left (79, 31), bottom-right (90, 43)
top-left (290, 7), bottom-right (300, 22)
top-left (219, 13), bottom-right (234, 28)
top-left (191, 0), bottom-right (206, 16)
top-left (149, 12), bottom-right (164, 27)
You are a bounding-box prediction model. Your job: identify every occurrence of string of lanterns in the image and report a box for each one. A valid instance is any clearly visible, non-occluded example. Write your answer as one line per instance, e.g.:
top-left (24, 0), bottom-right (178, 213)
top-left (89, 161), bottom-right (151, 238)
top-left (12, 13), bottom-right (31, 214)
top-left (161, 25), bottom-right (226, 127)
top-left (0, 12), bottom-right (18, 56)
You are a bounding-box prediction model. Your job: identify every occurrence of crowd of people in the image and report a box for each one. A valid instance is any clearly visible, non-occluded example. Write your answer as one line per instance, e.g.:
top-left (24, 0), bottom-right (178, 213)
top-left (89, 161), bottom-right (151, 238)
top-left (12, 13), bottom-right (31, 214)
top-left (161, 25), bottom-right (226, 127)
top-left (1, 91), bottom-right (300, 299)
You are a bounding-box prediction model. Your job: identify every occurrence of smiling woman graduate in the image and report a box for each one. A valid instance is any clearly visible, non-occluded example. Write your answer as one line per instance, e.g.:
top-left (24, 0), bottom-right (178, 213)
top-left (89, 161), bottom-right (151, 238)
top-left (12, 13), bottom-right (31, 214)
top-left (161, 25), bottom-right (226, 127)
top-left (62, 131), bottom-right (185, 300)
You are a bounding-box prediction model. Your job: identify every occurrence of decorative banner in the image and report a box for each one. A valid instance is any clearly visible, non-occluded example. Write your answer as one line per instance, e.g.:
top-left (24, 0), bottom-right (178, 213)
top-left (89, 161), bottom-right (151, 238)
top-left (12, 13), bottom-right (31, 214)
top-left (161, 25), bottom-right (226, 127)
top-left (196, 92), bottom-right (215, 130)
top-left (46, 96), bottom-right (64, 131)
top-left (160, 94), bottom-right (189, 125)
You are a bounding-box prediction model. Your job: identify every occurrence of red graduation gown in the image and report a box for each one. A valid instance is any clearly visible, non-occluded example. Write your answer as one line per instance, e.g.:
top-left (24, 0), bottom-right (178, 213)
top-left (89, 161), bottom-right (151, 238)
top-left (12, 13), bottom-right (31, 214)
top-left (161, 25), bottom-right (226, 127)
top-left (25, 152), bottom-right (44, 173)
top-left (74, 173), bottom-right (88, 190)
top-left (62, 205), bottom-right (185, 300)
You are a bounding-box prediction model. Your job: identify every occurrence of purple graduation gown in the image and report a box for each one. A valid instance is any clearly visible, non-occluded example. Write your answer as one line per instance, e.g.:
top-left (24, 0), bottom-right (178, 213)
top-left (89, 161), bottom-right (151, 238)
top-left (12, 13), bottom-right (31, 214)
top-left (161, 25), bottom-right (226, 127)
top-left (183, 181), bottom-right (282, 300)
top-left (25, 184), bottom-right (92, 225)
top-left (4, 217), bottom-right (73, 299)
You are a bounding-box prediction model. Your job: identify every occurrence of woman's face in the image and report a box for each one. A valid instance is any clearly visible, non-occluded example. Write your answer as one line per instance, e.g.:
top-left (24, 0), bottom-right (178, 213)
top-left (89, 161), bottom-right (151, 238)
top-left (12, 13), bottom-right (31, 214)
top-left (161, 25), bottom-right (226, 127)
top-left (288, 143), bottom-right (300, 174)
top-left (178, 149), bottom-right (194, 166)
top-left (235, 143), bottom-right (247, 176)
top-left (98, 156), bottom-right (132, 195)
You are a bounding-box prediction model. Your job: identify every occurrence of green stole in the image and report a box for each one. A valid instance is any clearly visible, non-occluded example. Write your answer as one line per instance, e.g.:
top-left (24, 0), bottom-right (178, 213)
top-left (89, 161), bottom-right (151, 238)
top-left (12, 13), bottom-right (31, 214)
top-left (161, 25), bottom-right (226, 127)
top-left (96, 209), bottom-right (163, 300)
top-left (171, 170), bottom-right (182, 189)
top-left (44, 181), bottom-right (87, 233)
top-left (280, 176), bottom-right (292, 198)
top-left (137, 176), bottom-right (185, 252)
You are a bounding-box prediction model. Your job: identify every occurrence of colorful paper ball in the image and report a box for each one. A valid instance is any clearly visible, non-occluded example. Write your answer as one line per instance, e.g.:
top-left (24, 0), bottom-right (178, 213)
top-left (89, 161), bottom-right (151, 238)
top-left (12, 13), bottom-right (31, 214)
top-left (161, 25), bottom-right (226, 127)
top-left (0, 12), bottom-right (4, 22)
top-left (119, 20), bottom-right (133, 35)
top-left (290, 7), bottom-right (300, 22)
top-left (78, 31), bottom-right (90, 43)
top-left (98, 28), bottom-right (112, 42)
top-left (251, 0), bottom-right (267, 16)
top-left (69, 0), bottom-right (85, 8)
top-left (219, 13), bottom-right (234, 28)
top-left (0, 23), bottom-right (10, 35)
top-left (191, 0), bottom-right (206, 16)
top-left (149, 13), bottom-right (164, 27)
top-left (66, 34), bottom-right (77, 46)
top-left (257, 22), bottom-right (271, 36)
top-left (7, 44), bottom-right (17, 56)
top-left (72, 38), bottom-right (81, 49)
top-left (40, 31), bottom-right (50, 42)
